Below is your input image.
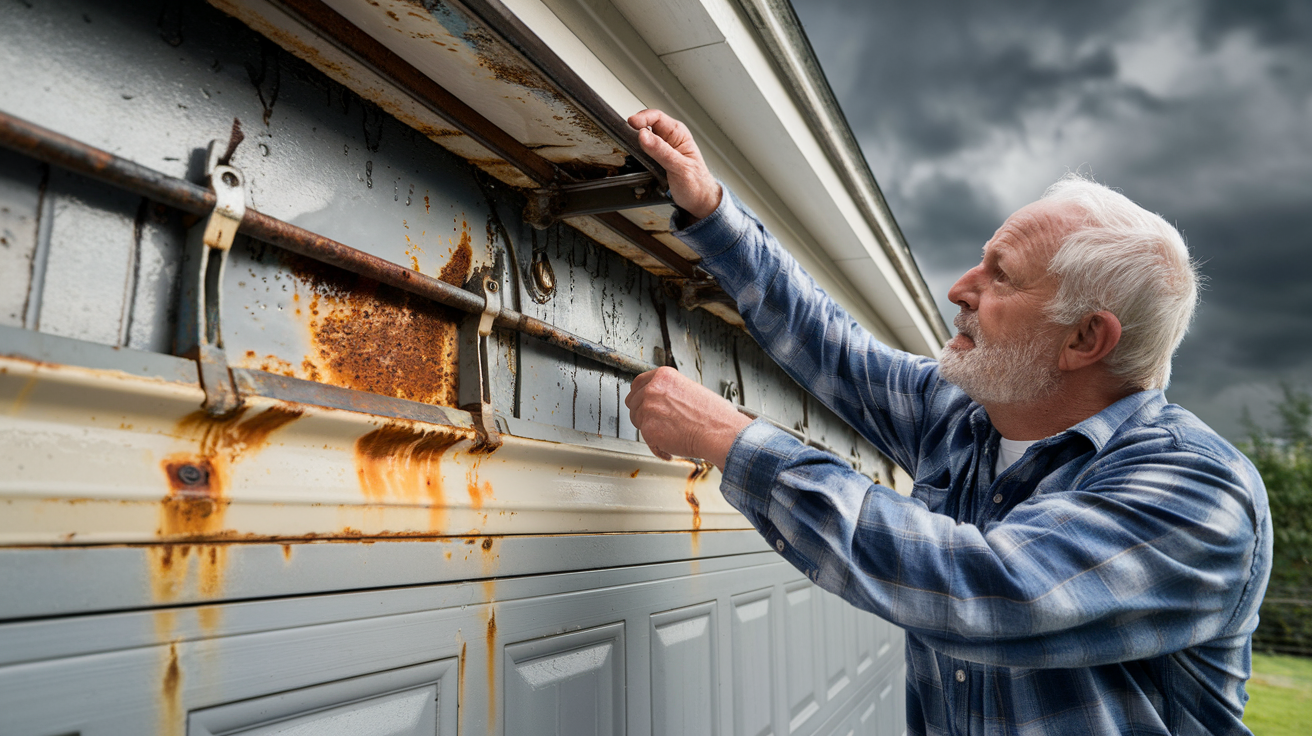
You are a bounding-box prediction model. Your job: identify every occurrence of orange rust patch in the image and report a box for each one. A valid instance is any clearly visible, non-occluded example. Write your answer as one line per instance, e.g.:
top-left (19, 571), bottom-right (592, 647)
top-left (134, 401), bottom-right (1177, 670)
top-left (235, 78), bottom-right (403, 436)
top-left (630, 469), bottom-right (640, 478)
top-left (439, 226), bottom-right (472, 286)
top-left (481, 536), bottom-right (493, 551)
top-left (288, 254), bottom-right (461, 406)
top-left (160, 642), bottom-right (181, 736)
top-left (354, 423), bottom-right (472, 531)
top-left (281, 543), bottom-right (293, 561)
top-left (466, 454), bottom-right (494, 508)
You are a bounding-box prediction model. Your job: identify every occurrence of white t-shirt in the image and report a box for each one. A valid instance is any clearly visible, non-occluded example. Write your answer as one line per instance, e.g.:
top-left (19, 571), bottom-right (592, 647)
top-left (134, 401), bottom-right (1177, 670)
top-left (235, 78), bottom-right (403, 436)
top-left (995, 436), bottom-right (1039, 476)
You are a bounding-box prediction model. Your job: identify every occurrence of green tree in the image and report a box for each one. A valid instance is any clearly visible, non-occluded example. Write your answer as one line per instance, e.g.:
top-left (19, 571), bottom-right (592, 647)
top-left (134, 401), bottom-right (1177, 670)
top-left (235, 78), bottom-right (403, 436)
top-left (1244, 385), bottom-right (1312, 654)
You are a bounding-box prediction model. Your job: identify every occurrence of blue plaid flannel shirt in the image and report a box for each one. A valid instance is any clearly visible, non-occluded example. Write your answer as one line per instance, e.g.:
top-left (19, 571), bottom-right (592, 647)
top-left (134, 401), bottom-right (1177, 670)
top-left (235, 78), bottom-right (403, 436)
top-left (674, 189), bottom-right (1272, 735)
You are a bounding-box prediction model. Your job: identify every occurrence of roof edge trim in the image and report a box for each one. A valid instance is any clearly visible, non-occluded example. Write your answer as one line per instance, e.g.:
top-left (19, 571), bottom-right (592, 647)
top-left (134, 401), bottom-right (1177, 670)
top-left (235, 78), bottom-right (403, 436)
top-left (731, 0), bottom-right (951, 346)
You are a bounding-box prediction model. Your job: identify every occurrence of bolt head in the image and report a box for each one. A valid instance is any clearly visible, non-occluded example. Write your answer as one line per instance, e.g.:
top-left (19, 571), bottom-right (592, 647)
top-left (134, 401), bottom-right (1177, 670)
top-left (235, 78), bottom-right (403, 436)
top-left (177, 464), bottom-right (207, 486)
top-left (221, 171), bottom-right (239, 187)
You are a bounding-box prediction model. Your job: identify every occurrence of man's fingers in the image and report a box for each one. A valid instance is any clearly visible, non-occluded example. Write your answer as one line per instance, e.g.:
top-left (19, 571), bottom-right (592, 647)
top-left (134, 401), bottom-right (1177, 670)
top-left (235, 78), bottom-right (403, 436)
top-left (637, 128), bottom-right (687, 172)
top-left (627, 108), bottom-right (665, 131)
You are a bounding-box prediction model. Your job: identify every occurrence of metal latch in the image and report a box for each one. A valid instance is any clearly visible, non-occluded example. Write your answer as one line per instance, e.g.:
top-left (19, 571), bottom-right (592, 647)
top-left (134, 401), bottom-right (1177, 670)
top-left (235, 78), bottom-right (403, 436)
top-left (176, 140), bottom-right (246, 417)
top-left (458, 274), bottom-right (503, 450)
top-left (523, 172), bottom-right (672, 229)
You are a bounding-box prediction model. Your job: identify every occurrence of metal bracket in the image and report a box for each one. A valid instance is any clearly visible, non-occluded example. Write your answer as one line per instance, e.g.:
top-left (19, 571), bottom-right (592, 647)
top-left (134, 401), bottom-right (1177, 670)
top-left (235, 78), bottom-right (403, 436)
top-left (458, 273), bottom-right (504, 450)
top-left (523, 172), bottom-right (672, 229)
top-left (178, 141), bottom-right (246, 417)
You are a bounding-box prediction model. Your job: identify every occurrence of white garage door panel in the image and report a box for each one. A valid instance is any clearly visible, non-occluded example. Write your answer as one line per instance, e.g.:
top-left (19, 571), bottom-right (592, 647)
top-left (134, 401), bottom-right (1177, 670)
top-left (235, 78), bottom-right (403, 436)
top-left (651, 601), bottom-right (719, 736)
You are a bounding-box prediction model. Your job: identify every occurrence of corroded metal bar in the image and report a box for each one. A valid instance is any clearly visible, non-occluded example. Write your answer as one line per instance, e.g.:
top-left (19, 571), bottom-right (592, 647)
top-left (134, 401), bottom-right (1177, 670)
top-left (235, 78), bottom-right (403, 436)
top-left (0, 111), bottom-right (657, 377)
top-left (274, 0), bottom-right (562, 186)
top-left (448, 0), bottom-right (669, 190)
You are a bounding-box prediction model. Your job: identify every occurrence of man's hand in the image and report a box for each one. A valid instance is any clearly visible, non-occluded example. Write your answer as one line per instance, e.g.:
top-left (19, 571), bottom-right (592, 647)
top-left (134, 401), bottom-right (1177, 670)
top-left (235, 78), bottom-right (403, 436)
top-left (626, 366), bottom-right (752, 469)
top-left (628, 109), bottom-right (722, 220)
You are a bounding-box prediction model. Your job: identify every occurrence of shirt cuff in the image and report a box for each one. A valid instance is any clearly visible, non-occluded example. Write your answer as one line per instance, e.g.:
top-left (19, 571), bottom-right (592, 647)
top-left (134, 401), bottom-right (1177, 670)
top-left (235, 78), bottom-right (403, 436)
top-left (670, 184), bottom-right (754, 261)
top-left (719, 418), bottom-right (804, 521)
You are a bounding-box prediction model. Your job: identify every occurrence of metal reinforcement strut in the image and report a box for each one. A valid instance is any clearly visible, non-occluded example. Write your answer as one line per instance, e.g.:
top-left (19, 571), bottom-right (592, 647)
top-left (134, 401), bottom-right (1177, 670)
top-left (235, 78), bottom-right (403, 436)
top-left (0, 110), bottom-right (657, 377)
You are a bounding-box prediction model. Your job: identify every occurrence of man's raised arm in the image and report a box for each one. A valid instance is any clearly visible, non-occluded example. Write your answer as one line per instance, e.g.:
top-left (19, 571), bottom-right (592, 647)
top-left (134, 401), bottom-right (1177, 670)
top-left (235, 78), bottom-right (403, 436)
top-left (624, 109), bottom-right (954, 476)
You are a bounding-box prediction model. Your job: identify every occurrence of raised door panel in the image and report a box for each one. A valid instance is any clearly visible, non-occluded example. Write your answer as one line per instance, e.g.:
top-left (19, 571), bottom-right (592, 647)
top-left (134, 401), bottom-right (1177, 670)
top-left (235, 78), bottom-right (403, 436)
top-left (782, 581), bottom-right (819, 733)
top-left (503, 622), bottom-right (625, 736)
top-left (651, 601), bottom-right (718, 736)
top-left (730, 588), bottom-right (776, 736)
top-left (187, 659), bottom-right (455, 736)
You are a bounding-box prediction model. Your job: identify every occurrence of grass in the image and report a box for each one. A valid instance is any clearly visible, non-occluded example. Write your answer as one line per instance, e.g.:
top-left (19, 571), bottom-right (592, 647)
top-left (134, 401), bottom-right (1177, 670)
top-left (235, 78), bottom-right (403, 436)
top-left (1244, 652), bottom-right (1312, 735)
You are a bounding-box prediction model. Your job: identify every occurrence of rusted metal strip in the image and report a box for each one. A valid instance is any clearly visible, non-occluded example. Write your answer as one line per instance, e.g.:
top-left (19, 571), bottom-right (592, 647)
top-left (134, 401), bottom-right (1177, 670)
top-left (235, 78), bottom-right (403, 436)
top-left (448, 0), bottom-right (669, 190)
top-left (0, 111), bottom-right (657, 377)
top-left (592, 212), bottom-right (699, 279)
top-left (272, 0), bottom-right (562, 186)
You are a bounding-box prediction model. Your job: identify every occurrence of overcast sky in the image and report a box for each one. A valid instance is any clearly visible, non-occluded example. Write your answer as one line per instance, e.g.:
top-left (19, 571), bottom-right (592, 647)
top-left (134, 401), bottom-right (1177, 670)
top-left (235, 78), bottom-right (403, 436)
top-left (790, 0), bottom-right (1312, 441)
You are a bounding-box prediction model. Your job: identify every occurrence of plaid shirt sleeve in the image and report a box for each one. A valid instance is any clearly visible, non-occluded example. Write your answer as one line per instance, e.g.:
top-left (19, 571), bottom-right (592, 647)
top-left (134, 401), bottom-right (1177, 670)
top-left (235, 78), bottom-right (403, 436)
top-left (674, 190), bottom-right (1267, 670)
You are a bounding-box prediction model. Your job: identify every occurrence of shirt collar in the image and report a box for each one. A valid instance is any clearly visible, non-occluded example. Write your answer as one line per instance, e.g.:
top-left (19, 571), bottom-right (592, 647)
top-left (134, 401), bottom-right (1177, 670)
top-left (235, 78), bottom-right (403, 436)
top-left (970, 389), bottom-right (1163, 452)
top-left (1063, 389), bottom-right (1163, 451)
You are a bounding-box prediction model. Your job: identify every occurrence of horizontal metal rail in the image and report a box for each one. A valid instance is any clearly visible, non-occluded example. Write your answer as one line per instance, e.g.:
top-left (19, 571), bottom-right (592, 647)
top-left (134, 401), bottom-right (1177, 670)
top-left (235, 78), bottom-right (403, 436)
top-left (0, 111), bottom-right (858, 468)
top-left (0, 111), bottom-right (656, 376)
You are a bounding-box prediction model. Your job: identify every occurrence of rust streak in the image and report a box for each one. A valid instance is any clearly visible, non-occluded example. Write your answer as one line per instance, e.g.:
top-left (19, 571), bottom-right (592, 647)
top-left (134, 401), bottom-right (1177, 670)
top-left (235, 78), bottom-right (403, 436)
top-left (684, 459), bottom-right (711, 531)
top-left (160, 642), bottom-right (182, 736)
top-left (354, 423), bottom-right (471, 531)
top-left (485, 602), bottom-right (497, 731)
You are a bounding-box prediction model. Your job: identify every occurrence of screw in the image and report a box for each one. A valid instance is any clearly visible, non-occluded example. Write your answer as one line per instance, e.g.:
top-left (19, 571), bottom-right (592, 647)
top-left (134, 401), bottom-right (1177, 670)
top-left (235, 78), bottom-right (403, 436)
top-left (634, 186), bottom-right (647, 198)
top-left (177, 464), bottom-right (207, 486)
top-left (221, 171), bottom-right (238, 187)
top-left (485, 280), bottom-right (499, 293)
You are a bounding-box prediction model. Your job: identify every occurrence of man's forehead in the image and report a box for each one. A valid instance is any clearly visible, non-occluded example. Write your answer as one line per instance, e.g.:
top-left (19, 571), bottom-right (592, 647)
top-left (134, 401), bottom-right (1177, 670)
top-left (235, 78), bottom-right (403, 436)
top-left (986, 200), bottom-right (1082, 262)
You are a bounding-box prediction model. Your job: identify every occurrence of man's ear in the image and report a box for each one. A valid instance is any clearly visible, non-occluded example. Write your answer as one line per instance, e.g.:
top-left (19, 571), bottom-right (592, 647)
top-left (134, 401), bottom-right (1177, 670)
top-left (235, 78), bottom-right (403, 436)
top-left (1058, 311), bottom-right (1122, 372)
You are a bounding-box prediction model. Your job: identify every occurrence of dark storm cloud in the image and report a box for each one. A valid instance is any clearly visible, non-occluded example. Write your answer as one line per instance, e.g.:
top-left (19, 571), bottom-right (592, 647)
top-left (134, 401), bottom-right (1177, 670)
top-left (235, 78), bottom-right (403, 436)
top-left (791, 0), bottom-right (1312, 439)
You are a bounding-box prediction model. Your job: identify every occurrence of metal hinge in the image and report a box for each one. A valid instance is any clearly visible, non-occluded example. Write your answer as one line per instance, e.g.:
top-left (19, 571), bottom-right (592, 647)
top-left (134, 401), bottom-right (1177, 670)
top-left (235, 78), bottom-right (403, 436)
top-left (176, 141), bottom-right (246, 417)
top-left (458, 273), bottom-right (504, 450)
top-left (523, 172), bottom-right (671, 229)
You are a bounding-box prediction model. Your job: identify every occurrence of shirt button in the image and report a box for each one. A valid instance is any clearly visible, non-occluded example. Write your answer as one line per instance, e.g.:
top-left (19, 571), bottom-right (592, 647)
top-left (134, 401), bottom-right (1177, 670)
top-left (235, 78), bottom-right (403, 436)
top-left (992, 493), bottom-right (1003, 504)
top-left (955, 669), bottom-right (966, 683)
top-left (775, 539), bottom-right (785, 552)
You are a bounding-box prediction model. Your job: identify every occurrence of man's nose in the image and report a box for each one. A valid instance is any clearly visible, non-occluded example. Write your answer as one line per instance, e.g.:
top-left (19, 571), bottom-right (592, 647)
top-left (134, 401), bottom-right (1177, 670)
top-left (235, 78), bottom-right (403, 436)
top-left (947, 265), bottom-right (982, 310)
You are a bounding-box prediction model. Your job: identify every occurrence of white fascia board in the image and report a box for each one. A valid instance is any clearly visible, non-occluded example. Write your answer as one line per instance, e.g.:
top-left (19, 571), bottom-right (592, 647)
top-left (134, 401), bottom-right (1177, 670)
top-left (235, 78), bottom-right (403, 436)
top-left (503, 0), bottom-right (934, 353)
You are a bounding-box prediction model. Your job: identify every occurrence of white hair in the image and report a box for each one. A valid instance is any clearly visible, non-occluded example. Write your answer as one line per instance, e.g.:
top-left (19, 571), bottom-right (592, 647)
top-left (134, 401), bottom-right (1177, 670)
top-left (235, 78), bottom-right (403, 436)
top-left (1040, 174), bottom-right (1199, 391)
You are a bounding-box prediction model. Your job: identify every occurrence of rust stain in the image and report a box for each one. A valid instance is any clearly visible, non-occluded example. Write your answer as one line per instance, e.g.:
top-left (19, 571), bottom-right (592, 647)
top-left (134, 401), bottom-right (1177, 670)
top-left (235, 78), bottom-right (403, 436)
top-left (160, 642), bottom-right (182, 736)
top-left (198, 605), bottom-right (222, 635)
top-left (438, 225), bottom-right (472, 286)
top-left (485, 598), bottom-right (497, 731)
top-left (466, 453), bottom-right (494, 509)
top-left (630, 468), bottom-right (640, 478)
top-left (287, 253), bottom-right (461, 406)
top-left (481, 536), bottom-right (493, 551)
top-left (281, 543), bottom-right (293, 561)
top-left (424, 194), bottom-right (430, 213)
top-left (354, 423), bottom-right (472, 530)
top-left (150, 407), bottom-right (302, 605)
top-left (685, 459), bottom-right (711, 531)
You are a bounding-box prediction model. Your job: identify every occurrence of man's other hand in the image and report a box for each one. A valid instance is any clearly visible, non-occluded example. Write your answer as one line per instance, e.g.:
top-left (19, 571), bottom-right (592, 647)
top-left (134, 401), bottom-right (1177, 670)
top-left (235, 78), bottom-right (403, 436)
top-left (628, 109), bottom-right (722, 220)
top-left (626, 366), bottom-right (752, 469)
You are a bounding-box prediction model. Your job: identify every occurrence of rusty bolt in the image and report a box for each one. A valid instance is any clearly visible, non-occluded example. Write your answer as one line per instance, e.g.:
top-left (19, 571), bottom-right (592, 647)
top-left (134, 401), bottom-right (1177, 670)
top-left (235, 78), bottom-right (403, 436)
top-left (634, 186), bottom-right (647, 198)
top-left (177, 464), bottom-right (208, 486)
top-left (221, 171), bottom-right (238, 187)
top-left (486, 280), bottom-right (499, 293)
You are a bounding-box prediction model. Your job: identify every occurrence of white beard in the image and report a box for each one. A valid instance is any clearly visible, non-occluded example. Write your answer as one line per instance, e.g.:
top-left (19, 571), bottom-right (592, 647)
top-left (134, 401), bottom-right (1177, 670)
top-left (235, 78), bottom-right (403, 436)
top-left (938, 312), bottom-right (1061, 405)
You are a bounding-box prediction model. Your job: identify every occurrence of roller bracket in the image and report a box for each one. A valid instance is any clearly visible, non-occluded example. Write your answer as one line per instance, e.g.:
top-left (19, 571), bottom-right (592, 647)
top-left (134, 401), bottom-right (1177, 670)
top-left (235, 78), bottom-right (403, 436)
top-left (459, 274), bottom-right (504, 450)
top-left (177, 140), bottom-right (246, 418)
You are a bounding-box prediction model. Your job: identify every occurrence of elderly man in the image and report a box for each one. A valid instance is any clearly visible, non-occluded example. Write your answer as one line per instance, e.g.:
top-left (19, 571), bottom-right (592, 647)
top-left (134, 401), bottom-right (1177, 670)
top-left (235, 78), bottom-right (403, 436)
top-left (625, 109), bottom-right (1271, 735)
